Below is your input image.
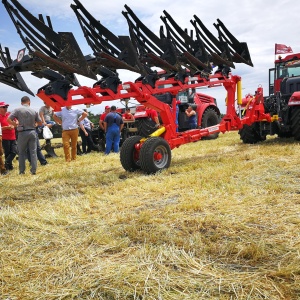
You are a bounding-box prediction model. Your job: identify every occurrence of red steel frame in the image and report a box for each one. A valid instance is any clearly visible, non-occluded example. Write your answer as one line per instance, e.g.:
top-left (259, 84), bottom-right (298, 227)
top-left (37, 72), bottom-right (273, 149)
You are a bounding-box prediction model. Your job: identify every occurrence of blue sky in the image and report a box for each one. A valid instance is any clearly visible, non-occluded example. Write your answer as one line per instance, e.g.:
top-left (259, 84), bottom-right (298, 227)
top-left (1, 0), bottom-right (299, 114)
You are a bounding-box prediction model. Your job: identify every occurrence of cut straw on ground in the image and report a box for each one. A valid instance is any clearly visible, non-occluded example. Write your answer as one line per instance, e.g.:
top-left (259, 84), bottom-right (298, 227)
top-left (1, 132), bottom-right (300, 299)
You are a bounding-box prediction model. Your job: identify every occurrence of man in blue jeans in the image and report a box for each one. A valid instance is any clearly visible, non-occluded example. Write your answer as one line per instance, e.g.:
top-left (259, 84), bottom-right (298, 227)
top-left (27, 128), bottom-right (48, 166)
top-left (103, 105), bottom-right (124, 155)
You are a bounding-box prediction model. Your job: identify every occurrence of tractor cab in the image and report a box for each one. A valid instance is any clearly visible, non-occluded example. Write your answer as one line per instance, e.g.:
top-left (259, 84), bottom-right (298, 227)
top-left (269, 54), bottom-right (300, 98)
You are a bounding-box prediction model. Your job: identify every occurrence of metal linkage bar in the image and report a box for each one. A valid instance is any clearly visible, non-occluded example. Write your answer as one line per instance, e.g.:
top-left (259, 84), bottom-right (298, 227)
top-left (37, 72), bottom-right (224, 109)
top-left (2, 0), bottom-right (96, 80)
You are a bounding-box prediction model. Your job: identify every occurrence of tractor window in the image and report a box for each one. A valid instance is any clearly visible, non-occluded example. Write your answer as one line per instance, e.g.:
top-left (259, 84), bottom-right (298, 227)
top-left (279, 59), bottom-right (300, 78)
top-left (277, 64), bottom-right (286, 79)
top-left (286, 65), bottom-right (300, 77)
top-left (277, 65), bottom-right (300, 78)
top-left (177, 91), bottom-right (188, 103)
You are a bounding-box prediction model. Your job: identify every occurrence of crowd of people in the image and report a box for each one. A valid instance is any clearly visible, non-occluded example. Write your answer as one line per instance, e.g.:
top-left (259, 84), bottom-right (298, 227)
top-left (0, 97), bottom-right (143, 176)
top-left (0, 93), bottom-right (177, 176)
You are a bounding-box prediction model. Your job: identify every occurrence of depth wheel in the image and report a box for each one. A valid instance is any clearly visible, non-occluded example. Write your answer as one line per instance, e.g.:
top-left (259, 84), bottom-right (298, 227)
top-left (238, 123), bottom-right (266, 144)
top-left (139, 137), bottom-right (171, 174)
top-left (135, 118), bottom-right (156, 137)
top-left (120, 136), bottom-right (142, 172)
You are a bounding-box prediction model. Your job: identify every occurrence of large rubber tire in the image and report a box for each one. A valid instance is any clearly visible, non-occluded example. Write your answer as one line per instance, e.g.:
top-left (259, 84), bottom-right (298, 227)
top-left (238, 123), bottom-right (266, 144)
top-left (291, 106), bottom-right (300, 140)
top-left (135, 118), bottom-right (156, 137)
top-left (277, 130), bottom-right (292, 138)
top-left (201, 108), bottom-right (220, 140)
top-left (139, 137), bottom-right (171, 174)
top-left (120, 136), bottom-right (142, 172)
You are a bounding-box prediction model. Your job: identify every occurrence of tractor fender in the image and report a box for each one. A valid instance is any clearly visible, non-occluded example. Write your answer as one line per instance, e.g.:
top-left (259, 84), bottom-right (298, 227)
top-left (288, 91), bottom-right (300, 106)
top-left (196, 104), bottom-right (220, 126)
top-left (133, 110), bottom-right (148, 119)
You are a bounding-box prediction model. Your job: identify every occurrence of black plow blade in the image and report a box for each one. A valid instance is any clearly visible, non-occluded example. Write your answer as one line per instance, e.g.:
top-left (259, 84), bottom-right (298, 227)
top-left (191, 15), bottom-right (235, 68)
top-left (122, 4), bottom-right (183, 74)
top-left (71, 0), bottom-right (143, 75)
top-left (160, 10), bottom-right (212, 74)
top-left (214, 19), bottom-right (253, 67)
top-left (0, 45), bottom-right (34, 95)
top-left (2, 0), bottom-right (96, 79)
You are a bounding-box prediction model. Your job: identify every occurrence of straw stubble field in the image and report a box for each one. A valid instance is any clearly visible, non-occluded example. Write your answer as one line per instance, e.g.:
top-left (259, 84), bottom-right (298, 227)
top-left (1, 131), bottom-right (300, 299)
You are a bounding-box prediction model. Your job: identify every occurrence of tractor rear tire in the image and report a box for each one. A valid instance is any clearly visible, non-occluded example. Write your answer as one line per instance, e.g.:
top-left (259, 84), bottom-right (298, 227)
top-left (239, 123), bottom-right (266, 144)
top-left (201, 108), bottom-right (220, 140)
top-left (139, 137), bottom-right (171, 174)
top-left (120, 135), bottom-right (142, 172)
top-left (136, 118), bottom-right (156, 137)
top-left (291, 107), bottom-right (300, 140)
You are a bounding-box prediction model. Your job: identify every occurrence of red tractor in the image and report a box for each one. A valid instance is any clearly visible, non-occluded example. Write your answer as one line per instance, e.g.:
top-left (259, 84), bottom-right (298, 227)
top-left (133, 89), bottom-right (220, 139)
top-left (239, 51), bottom-right (300, 143)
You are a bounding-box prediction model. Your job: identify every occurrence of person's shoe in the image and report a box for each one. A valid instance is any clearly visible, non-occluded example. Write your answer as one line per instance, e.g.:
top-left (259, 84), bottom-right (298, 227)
top-left (5, 163), bottom-right (13, 170)
top-left (19, 172), bottom-right (25, 175)
top-left (41, 161), bottom-right (48, 166)
top-left (30, 172), bottom-right (36, 175)
top-left (1, 170), bottom-right (9, 176)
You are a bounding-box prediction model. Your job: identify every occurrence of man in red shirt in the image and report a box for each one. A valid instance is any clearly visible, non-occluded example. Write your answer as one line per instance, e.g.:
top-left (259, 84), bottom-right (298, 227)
top-left (0, 102), bottom-right (17, 170)
top-left (99, 106), bottom-right (110, 131)
top-left (146, 107), bottom-right (160, 128)
top-left (122, 108), bottom-right (135, 121)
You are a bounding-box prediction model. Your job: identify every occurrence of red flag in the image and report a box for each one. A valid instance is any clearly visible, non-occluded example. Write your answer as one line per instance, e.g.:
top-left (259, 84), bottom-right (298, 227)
top-left (275, 44), bottom-right (293, 55)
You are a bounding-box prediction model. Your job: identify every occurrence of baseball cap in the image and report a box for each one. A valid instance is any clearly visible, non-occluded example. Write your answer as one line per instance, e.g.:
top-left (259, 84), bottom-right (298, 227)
top-left (105, 105), bottom-right (110, 109)
top-left (0, 101), bottom-right (9, 107)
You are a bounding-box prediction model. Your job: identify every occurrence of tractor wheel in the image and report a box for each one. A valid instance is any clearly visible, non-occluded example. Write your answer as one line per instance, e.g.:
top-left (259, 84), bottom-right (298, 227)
top-left (97, 139), bottom-right (106, 152)
top-left (277, 131), bottom-right (292, 138)
top-left (120, 135), bottom-right (142, 172)
top-left (291, 106), bottom-right (300, 140)
top-left (238, 123), bottom-right (266, 144)
top-left (139, 137), bottom-right (171, 174)
top-left (135, 118), bottom-right (156, 137)
top-left (201, 108), bottom-right (220, 140)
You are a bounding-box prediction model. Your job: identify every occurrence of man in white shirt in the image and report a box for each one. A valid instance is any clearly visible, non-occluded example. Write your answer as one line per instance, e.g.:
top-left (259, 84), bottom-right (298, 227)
top-left (53, 106), bottom-right (87, 162)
